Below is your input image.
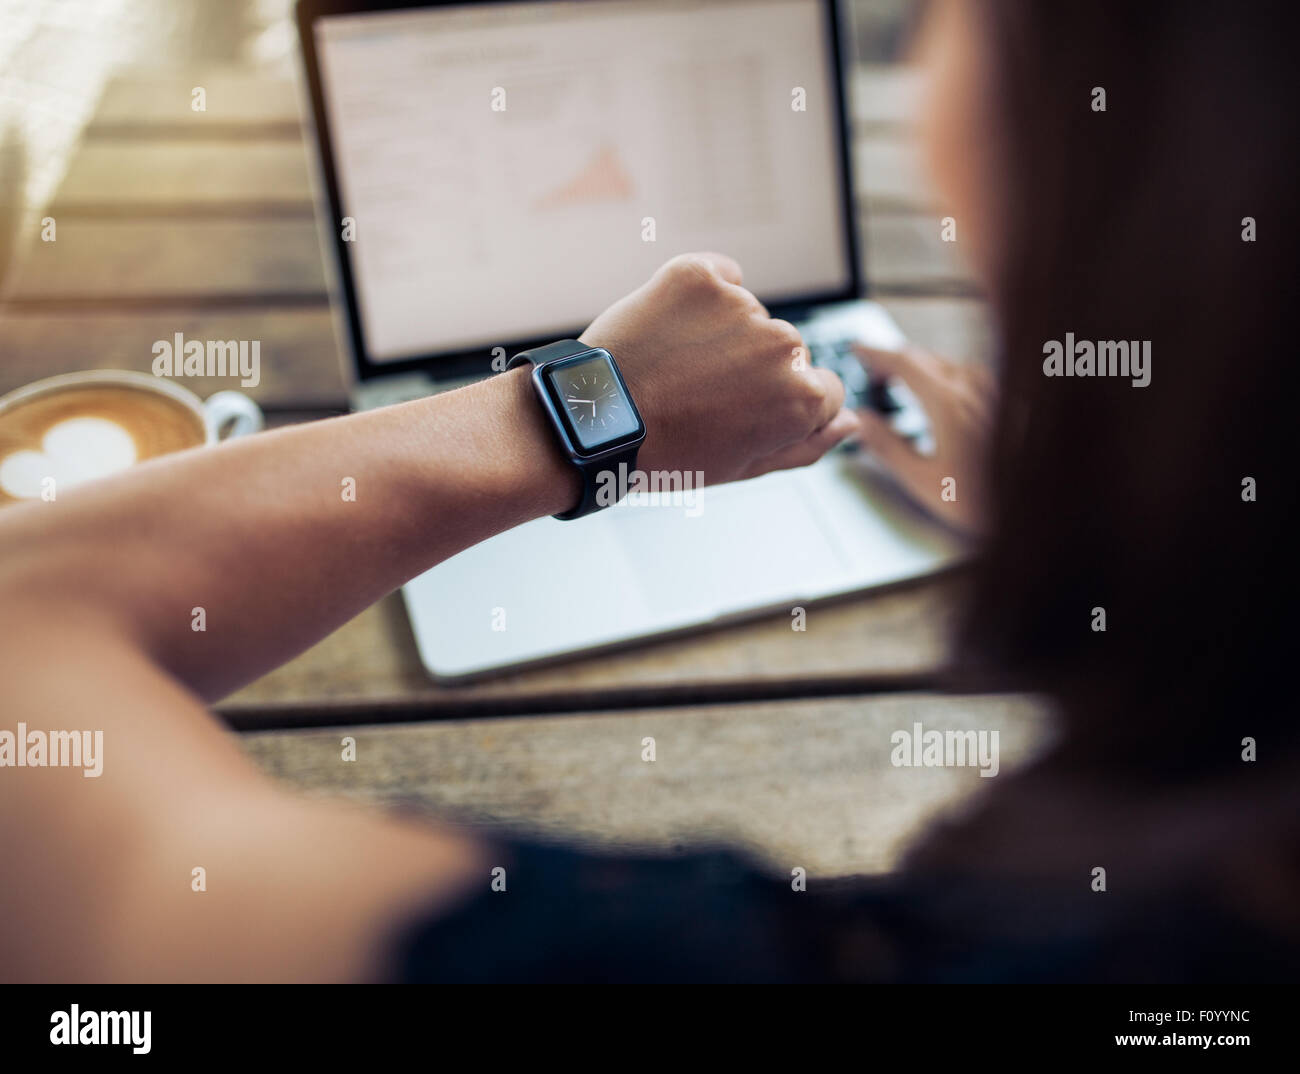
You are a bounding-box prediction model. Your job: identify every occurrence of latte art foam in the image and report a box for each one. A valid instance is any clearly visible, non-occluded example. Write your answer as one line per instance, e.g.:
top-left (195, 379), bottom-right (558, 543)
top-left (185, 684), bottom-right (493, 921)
top-left (0, 384), bottom-right (206, 504)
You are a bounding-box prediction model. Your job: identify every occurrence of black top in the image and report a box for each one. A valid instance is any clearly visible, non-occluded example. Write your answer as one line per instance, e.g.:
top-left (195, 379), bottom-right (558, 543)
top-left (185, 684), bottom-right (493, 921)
top-left (394, 839), bottom-right (1293, 984)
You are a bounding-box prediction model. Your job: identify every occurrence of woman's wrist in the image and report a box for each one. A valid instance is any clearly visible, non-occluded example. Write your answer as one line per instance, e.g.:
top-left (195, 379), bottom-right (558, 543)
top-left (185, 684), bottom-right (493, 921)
top-left (486, 366), bottom-right (584, 523)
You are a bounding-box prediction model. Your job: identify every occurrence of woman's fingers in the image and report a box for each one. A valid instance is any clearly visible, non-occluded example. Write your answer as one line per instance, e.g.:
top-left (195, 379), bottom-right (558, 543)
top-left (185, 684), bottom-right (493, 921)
top-left (740, 407), bottom-right (860, 479)
top-left (684, 250), bottom-right (745, 287)
top-left (807, 366), bottom-right (848, 430)
top-left (851, 342), bottom-right (950, 415)
top-left (855, 408), bottom-right (937, 500)
top-left (847, 339), bottom-right (993, 535)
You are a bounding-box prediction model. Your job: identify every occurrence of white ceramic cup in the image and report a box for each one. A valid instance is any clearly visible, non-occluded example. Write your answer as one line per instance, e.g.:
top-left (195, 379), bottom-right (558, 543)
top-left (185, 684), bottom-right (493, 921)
top-left (0, 369), bottom-right (263, 502)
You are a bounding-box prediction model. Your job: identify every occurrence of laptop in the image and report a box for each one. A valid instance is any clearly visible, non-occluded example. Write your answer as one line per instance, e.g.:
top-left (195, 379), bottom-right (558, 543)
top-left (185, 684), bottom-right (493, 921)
top-left (295, 0), bottom-right (965, 681)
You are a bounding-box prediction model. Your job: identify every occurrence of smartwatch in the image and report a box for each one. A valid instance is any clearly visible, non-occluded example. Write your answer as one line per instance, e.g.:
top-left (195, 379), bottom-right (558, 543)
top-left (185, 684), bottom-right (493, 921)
top-left (509, 340), bottom-right (646, 520)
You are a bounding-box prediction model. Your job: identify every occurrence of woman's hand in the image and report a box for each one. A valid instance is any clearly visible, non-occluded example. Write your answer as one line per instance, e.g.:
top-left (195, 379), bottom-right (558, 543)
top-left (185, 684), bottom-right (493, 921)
top-left (581, 252), bottom-right (858, 485)
top-left (852, 342), bottom-right (996, 536)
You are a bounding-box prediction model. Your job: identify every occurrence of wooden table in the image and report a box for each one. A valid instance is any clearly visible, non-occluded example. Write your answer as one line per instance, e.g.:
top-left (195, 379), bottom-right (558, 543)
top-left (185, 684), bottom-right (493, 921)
top-left (0, 64), bottom-right (1043, 874)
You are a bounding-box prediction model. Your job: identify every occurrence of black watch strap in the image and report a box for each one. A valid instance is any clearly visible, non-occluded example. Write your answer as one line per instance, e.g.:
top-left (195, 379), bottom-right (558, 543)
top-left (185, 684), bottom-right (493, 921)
top-left (507, 339), bottom-right (591, 369)
top-left (553, 442), bottom-right (640, 520)
top-left (509, 340), bottom-right (642, 521)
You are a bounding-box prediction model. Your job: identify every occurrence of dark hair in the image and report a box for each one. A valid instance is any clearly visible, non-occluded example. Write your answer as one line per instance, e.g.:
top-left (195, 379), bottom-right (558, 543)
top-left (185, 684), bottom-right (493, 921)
top-left (953, 0), bottom-right (1297, 777)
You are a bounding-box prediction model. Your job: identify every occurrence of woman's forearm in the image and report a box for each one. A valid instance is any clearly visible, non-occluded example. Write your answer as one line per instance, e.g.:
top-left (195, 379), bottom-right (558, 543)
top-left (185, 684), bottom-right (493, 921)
top-left (0, 366), bottom-right (578, 700)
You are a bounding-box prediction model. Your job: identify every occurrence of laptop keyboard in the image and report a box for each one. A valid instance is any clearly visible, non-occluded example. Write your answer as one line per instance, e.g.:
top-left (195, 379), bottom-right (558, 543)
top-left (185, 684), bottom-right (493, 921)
top-left (805, 334), bottom-right (930, 443)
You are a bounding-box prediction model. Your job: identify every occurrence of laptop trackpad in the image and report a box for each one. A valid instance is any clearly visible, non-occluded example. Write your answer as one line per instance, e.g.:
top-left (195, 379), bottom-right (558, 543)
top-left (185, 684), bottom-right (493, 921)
top-left (403, 470), bottom-right (853, 677)
top-left (595, 472), bottom-right (851, 617)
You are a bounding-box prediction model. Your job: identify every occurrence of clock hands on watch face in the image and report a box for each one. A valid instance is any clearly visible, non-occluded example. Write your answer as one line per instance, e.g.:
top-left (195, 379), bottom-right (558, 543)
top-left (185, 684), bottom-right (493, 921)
top-left (562, 371), bottom-right (621, 430)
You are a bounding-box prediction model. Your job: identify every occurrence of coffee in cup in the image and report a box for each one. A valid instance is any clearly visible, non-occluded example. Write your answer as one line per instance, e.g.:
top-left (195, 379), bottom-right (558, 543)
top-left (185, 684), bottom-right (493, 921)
top-left (0, 370), bottom-right (262, 506)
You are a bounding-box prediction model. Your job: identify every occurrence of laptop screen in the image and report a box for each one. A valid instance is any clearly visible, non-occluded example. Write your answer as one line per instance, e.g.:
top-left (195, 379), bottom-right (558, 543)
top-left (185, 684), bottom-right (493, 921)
top-left (311, 0), bottom-right (853, 365)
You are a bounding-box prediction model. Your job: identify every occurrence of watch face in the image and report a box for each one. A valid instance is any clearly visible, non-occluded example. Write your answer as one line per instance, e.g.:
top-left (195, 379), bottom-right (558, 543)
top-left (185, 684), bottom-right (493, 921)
top-left (546, 352), bottom-right (642, 452)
